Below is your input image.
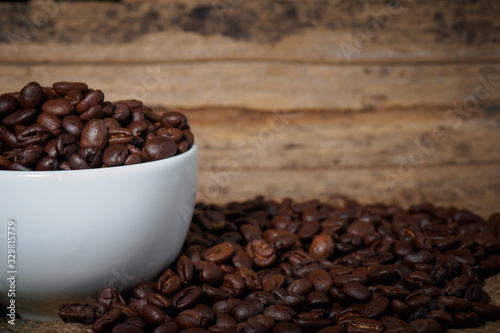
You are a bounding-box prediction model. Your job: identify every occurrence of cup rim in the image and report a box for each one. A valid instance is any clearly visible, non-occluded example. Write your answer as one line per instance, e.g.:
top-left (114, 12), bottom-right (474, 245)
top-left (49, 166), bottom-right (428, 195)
top-left (0, 144), bottom-right (198, 177)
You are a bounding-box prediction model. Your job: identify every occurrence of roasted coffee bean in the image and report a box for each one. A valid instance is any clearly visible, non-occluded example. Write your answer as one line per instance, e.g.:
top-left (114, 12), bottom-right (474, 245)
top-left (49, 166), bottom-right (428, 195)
top-left (77, 89), bottom-right (104, 113)
top-left (212, 298), bottom-right (242, 314)
top-left (404, 271), bottom-right (433, 291)
top-left (0, 125), bottom-right (19, 149)
top-left (247, 239), bottom-right (277, 268)
top-left (139, 304), bottom-right (165, 326)
top-left (470, 301), bottom-right (500, 321)
top-left (19, 82), bottom-right (44, 108)
top-left (98, 288), bottom-right (125, 307)
top-left (294, 317), bottom-right (332, 331)
top-left (16, 123), bottom-right (50, 148)
top-left (361, 296), bottom-right (389, 318)
top-left (3, 108), bottom-right (38, 128)
top-left (68, 153), bottom-right (90, 170)
top-left (173, 286), bottom-right (203, 310)
top-left (160, 111), bottom-right (187, 129)
top-left (204, 243), bottom-right (235, 264)
top-left (62, 114), bottom-right (84, 140)
top-left (93, 301), bottom-right (111, 319)
top-left (143, 136), bottom-right (177, 161)
top-left (110, 323), bottom-right (143, 333)
top-left (0, 95), bottom-right (20, 118)
top-left (183, 129), bottom-right (195, 145)
top-left (92, 308), bottom-right (123, 333)
top-left (263, 304), bottom-right (296, 321)
top-left (262, 274), bottom-right (285, 291)
top-left (231, 299), bottom-right (265, 321)
top-left (103, 144), bottom-right (129, 167)
top-left (58, 304), bottom-right (95, 324)
top-left (35, 156), bottom-right (59, 170)
top-left (80, 104), bottom-right (103, 121)
top-left (53, 81), bottom-right (88, 95)
top-left (308, 269), bottom-right (333, 293)
top-left (112, 104), bottom-right (130, 125)
top-left (37, 113), bottom-right (61, 136)
top-left (409, 318), bottom-right (442, 333)
top-left (176, 309), bottom-right (208, 328)
top-left (146, 293), bottom-right (171, 310)
top-left (64, 89), bottom-right (83, 106)
top-left (273, 322), bottom-right (302, 333)
top-left (12, 144), bottom-right (43, 167)
top-left (127, 120), bottom-right (148, 137)
top-left (198, 261), bottom-right (223, 285)
top-left (56, 133), bottom-right (78, 159)
top-left (309, 233), bottom-right (335, 260)
top-left (153, 322), bottom-right (182, 333)
top-left (42, 98), bottom-right (74, 116)
top-left (223, 274), bottom-right (246, 296)
top-left (342, 282), bottom-right (371, 302)
top-left (108, 127), bottom-right (134, 145)
top-left (81, 118), bottom-right (108, 150)
top-left (79, 145), bottom-right (103, 168)
top-left (177, 255), bottom-right (195, 284)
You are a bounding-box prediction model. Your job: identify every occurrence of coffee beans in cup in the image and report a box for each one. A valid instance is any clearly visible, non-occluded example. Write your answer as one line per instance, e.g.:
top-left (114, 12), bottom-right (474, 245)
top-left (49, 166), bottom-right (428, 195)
top-left (59, 196), bottom-right (500, 332)
top-left (0, 81), bottom-right (194, 170)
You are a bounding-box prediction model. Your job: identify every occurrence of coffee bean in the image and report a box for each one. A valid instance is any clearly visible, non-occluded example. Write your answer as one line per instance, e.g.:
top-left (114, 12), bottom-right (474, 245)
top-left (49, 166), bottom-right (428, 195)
top-left (3, 108), bottom-right (38, 128)
top-left (247, 239), bottom-right (277, 268)
top-left (273, 322), bottom-right (302, 333)
top-left (79, 145), bottom-right (103, 168)
top-left (92, 308), bottom-right (123, 333)
top-left (58, 304), bottom-right (95, 324)
top-left (42, 98), bottom-right (74, 116)
top-left (56, 133), bottom-right (78, 159)
top-left (204, 243), bottom-right (235, 264)
top-left (309, 233), bottom-right (335, 260)
top-left (81, 118), bottom-right (108, 150)
top-left (160, 111), bottom-right (187, 129)
top-left (53, 81), bottom-right (89, 95)
top-left (77, 89), bottom-right (105, 113)
top-left (68, 153), bottom-right (90, 170)
top-left (0, 95), bottom-right (20, 118)
top-left (37, 113), bottom-right (61, 136)
top-left (173, 286), bottom-right (202, 310)
top-left (143, 136), bottom-right (177, 161)
top-left (19, 82), bottom-right (44, 108)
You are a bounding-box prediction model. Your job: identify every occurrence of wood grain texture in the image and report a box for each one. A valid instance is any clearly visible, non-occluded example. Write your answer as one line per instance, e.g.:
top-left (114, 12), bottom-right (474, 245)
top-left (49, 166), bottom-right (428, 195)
top-left (0, 0), bottom-right (498, 64)
top-left (197, 163), bottom-right (500, 219)
top-left (184, 107), bottom-right (500, 169)
top-left (1, 63), bottom-right (500, 110)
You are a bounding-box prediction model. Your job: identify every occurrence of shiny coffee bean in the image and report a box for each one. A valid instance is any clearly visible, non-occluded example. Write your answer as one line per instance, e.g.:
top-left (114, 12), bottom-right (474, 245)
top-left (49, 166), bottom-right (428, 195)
top-left (58, 304), bottom-right (95, 324)
top-left (143, 136), bottom-right (177, 161)
top-left (81, 118), bottom-right (108, 150)
top-left (76, 89), bottom-right (105, 113)
top-left (53, 81), bottom-right (88, 95)
top-left (19, 82), bottom-right (44, 108)
top-left (42, 98), bottom-right (74, 116)
top-left (37, 113), bottom-right (61, 136)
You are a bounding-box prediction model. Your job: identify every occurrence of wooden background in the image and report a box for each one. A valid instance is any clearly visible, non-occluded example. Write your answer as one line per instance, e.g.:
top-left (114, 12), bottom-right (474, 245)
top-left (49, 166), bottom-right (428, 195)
top-left (1, 0), bottom-right (500, 331)
top-left (0, 0), bottom-right (499, 218)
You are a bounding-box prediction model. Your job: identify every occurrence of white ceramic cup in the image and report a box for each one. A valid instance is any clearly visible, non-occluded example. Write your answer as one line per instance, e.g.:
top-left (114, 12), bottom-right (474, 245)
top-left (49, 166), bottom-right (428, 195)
top-left (0, 145), bottom-right (198, 321)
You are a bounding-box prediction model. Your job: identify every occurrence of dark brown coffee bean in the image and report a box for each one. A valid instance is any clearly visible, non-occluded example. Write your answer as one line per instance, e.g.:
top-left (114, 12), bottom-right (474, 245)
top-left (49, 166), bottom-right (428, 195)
top-left (426, 309), bottom-right (453, 328)
top-left (35, 156), bottom-right (59, 171)
top-left (452, 311), bottom-right (480, 328)
top-left (361, 296), bottom-right (389, 318)
top-left (0, 125), bottom-right (19, 149)
top-left (405, 293), bottom-right (432, 310)
top-left (113, 104), bottom-right (131, 125)
top-left (3, 107), bottom-right (38, 128)
top-left (403, 271), bottom-right (433, 291)
top-left (56, 133), bottom-right (78, 159)
top-left (103, 144), bottom-right (129, 167)
top-left (64, 89), bottom-right (83, 106)
top-left (53, 81), bottom-right (89, 95)
top-left (80, 104), bottom-right (104, 121)
top-left (139, 304), bottom-right (165, 326)
top-left (146, 293), bottom-right (171, 310)
top-left (160, 111), bottom-right (187, 129)
top-left (124, 153), bottom-right (142, 165)
top-left (61, 115), bottom-right (84, 140)
top-left (183, 129), bottom-right (195, 145)
top-left (307, 291), bottom-right (331, 307)
top-left (202, 284), bottom-right (232, 302)
top-left (231, 299), bottom-right (265, 321)
top-left (294, 317), bottom-right (332, 332)
top-left (158, 271), bottom-right (182, 296)
top-left (11, 145), bottom-right (43, 167)
top-left (0, 95), bottom-right (20, 118)
top-left (381, 316), bottom-right (417, 333)
top-left (108, 127), bottom-right (134, 145)
top-left (177, 140), bottom-right (190, 154)
top-left (342, 282), bottom-right (371, 302)
top-left (19, 82), bottom-right (44, 108)
top-left (436, 295), bottom-right (469, 313)
top-left (79, 145), bottom-right (103, 168)
top-left (177, 255), bottom-right (194, 284)
top-left (81, 118), bottom-right (108, 150)
top-left (58, 304), bottom-right (95, 324)
top-left (16, 123), bottom-right (50, 148)
top-left (142, 136), bottom-right (177, 161)
top-left (93, 301), bottom-right (111, 319)
top-left (110, 322), bottom-right (143, 333)
top-left (128, 299), bottom-right (148, 314)
top-left (204, 243), bottom-right (235, 264)
top-left (309, 233), bottom-right (335, 260)
top-left (198, 262), bottom-right (223, 285)
top-left (246, 239), bottom-right (277, 268)
top-left (273, 322), bottom-right (302, 333)
top-left (42, 98), bottom-right (74, 116)
top-left (36, 113), bottom-right (61, 136)
top-left (263, 304), bottom-right (296, 321)
top-left (222, 273), bottom-right (246, 297)
top-left (127, 120), bottom-right (148, 137)
top-left (173, 286), bottom-right (202, 310)
top-left (153, 322), bottom-right (182, 333)
top-left (444, 274), bottom-right (469, 296)
top-left (470, 301), bottom-right (500, 321)
top-left (92, 308), bottom-right (123, 333)
top-left (212, 298), bottom-right (241, 315)
top-left (409, 318), bottom-right (442, 333)
top-left (98, 288), bottom-right (125, 308)
top-left (76, 89), bottom-right (104, 113)
top-left (68, 153), bottom-right (90, 170)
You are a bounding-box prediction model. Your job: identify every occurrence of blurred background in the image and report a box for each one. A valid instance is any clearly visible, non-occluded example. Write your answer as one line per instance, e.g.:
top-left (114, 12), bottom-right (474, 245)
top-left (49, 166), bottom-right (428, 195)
top-left (1, 0), bottom-right (499, 217)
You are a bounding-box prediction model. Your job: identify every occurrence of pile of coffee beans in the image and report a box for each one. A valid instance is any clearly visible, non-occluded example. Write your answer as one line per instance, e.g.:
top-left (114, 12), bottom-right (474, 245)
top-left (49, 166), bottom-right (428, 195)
top-left (59, 196), bottom-right (500, 332)
top-left (0, 81), bottom-right (194, 171)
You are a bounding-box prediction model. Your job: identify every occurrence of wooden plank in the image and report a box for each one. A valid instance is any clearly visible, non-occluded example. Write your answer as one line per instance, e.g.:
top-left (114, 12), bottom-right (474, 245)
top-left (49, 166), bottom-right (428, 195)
top-left (183, 107), bottom-right (500, 169)
top-left (0, 0), bottom-right (498, 64)
top-left (197, 163), bottom-right (500, 219)
top-left (1, 63), bottom-right (499, 110)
